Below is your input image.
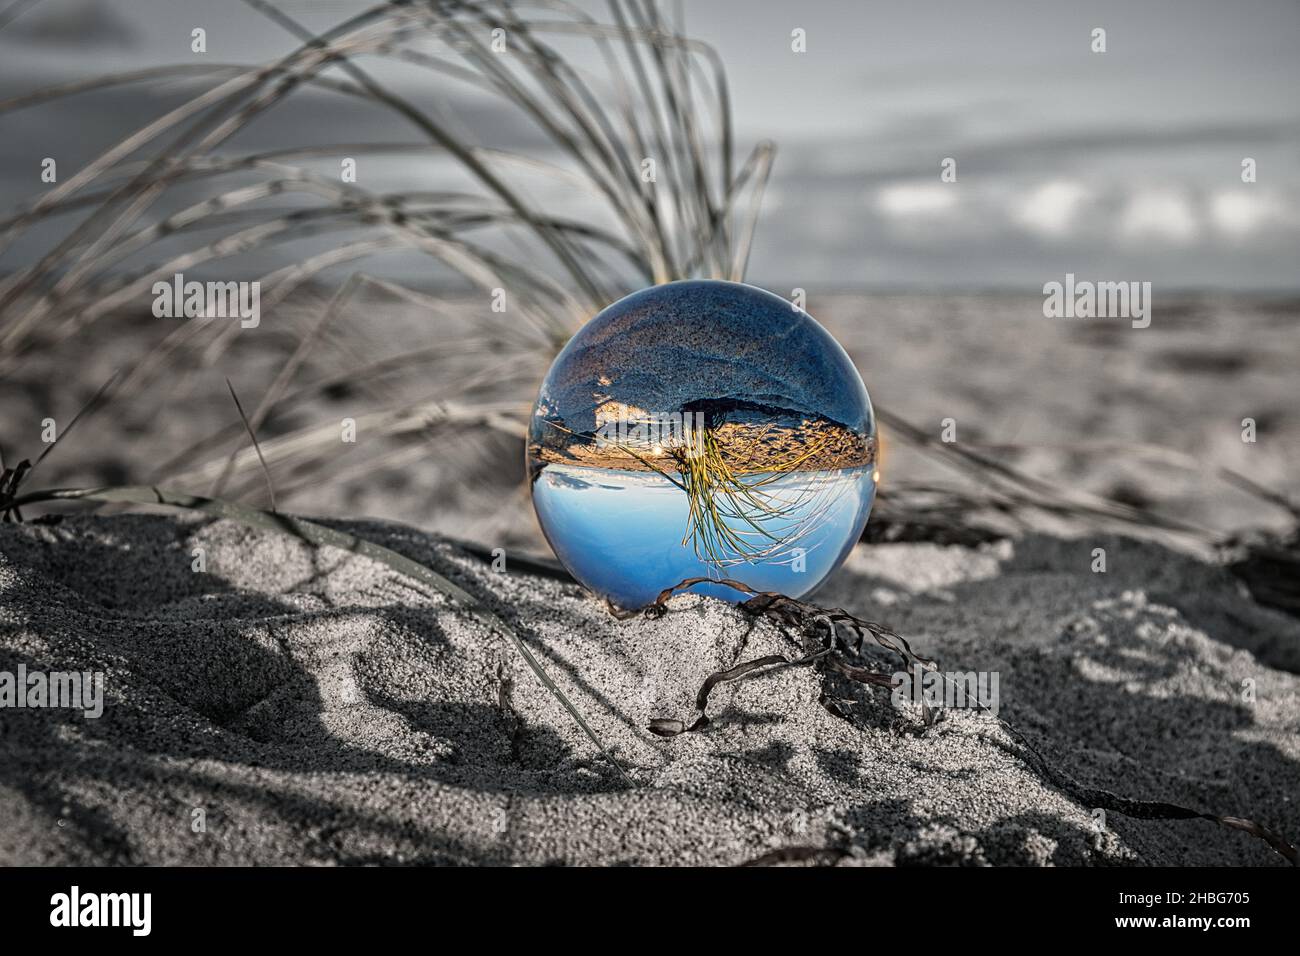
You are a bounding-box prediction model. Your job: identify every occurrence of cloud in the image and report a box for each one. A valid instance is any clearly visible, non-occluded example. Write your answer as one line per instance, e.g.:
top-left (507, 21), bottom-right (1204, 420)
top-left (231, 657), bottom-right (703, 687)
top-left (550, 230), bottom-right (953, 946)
top-left (874, 182), bottom-right (958, 218)
top-left (1012, 180), bottom-right (1091, 238)
top-left (1208, 188), bottom-right (1294, 239)
top-left (1118, 190), bottom-right (1200, 244)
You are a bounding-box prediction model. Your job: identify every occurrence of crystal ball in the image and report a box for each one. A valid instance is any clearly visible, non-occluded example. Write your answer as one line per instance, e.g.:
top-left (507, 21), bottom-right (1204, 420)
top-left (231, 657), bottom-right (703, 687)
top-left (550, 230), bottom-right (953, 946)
top-left (528, 280), bottom-right (877, 609)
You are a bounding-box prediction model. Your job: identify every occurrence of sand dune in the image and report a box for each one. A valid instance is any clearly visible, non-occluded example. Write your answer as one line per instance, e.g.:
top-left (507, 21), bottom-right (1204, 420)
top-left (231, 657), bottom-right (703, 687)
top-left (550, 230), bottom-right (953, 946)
top-left (1, 513), bottom-right (1295, 865)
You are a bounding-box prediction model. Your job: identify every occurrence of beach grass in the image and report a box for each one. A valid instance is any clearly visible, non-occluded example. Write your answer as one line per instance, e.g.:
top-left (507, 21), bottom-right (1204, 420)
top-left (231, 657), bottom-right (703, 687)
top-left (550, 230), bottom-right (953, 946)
top-left (2, 0), bottom-right (1288, 555)
top-left (0, 0), bottom-right (778, 506)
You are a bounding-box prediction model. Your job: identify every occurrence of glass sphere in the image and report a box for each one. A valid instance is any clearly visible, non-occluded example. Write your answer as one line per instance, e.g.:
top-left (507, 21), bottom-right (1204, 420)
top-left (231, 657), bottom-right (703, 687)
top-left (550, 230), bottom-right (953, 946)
top-left (528, 280), bottom-right (877, 609)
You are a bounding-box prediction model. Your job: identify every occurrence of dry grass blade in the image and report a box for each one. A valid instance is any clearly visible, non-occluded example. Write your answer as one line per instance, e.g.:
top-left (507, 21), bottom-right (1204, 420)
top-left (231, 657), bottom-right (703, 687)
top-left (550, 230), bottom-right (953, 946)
top-left (31, 368), bottom-right (122, 472)
top-left (168, 399), bottom-right (527, 492)
top-left (1, 0), bottom-right (765, 401)
top-left (0, 0), bottom-right (40, 33)
top-left (0, 5), bottom-right (415, 328)
top-left (207, 271), bottom-right (364, 500)
top-left (222, 378), bottom-right (277, 512)
top-left (238, 0), bottom-right (606, 308)
top-left (1, 366), bottom-right (123, 520)
top-left (875, 408), bottom-right (1220, 545)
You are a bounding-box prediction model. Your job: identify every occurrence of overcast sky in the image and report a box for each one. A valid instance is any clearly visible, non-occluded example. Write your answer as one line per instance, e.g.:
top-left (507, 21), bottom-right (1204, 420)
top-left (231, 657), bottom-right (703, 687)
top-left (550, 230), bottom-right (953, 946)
top-left (1, 0), bottom-right (1296, 290)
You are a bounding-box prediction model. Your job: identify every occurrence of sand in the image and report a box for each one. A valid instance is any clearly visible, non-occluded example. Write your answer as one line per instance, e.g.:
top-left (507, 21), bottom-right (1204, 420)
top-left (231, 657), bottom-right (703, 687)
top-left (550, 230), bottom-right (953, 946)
top-left (2, 512), bottom-right (1296, 866)
top-left (5, 291), bottom-right (1296, 554)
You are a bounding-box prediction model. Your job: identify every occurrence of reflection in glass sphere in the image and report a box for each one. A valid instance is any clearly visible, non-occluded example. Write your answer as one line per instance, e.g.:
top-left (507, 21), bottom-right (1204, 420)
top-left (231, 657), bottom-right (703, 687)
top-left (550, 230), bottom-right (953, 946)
top-left (528, 280), bottom-right (877, 609)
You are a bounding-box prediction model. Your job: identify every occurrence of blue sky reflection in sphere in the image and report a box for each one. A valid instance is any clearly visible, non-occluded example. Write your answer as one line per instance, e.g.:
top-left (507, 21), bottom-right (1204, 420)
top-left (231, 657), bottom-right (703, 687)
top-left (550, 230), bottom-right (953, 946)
top-left (528, 281), bottom-right (877, 608)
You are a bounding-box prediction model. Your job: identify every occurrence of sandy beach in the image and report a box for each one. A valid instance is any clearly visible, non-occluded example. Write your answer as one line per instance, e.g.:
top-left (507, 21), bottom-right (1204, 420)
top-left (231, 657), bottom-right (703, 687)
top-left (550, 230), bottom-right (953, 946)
top-left (2, 285), bottom-right (1297, 865)
top-left (2, 506), bottom-right (1296, 866)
